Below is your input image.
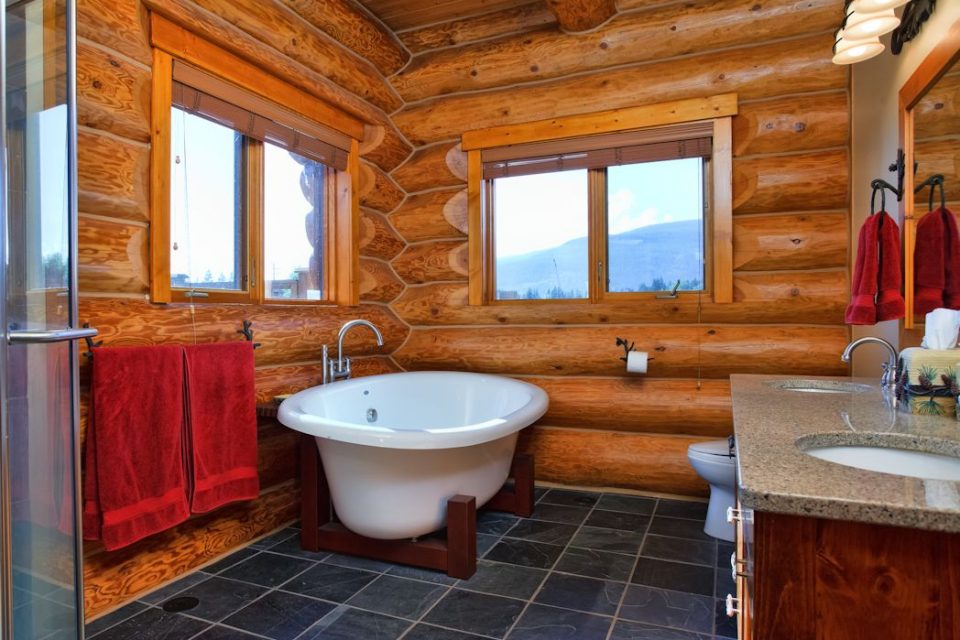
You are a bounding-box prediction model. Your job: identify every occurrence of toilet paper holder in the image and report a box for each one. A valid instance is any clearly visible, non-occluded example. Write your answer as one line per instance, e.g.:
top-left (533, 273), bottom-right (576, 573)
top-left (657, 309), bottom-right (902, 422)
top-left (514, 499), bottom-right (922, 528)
top-left (616, 337), bottom-right (656, 365)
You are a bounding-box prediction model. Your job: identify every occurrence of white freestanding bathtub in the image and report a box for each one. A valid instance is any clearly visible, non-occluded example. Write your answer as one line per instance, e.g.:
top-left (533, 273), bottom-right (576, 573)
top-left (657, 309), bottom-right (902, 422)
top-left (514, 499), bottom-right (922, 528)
top-left (277, 371), bottom-right (549, 539)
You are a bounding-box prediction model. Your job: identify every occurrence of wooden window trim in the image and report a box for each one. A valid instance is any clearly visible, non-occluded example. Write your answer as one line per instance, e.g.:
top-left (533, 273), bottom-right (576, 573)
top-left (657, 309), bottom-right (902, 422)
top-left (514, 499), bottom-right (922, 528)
top-left (149, 15), bottom-right (361, 306)
top-left (464, 94), bottom-right (736, 306)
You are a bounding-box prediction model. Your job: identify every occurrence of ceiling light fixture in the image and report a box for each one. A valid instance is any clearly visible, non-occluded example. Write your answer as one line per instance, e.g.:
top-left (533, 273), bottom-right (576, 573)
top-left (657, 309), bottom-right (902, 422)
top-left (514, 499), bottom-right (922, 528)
top-left (843, 3), bottom-right (901, 40)
top-left (832, 28), bottom-right (885, 64)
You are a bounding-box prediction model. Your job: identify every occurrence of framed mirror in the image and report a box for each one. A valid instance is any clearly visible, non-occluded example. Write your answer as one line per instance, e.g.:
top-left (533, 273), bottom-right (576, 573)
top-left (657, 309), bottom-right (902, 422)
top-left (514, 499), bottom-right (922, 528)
top-left (901, 18), bottom-right (960, 330)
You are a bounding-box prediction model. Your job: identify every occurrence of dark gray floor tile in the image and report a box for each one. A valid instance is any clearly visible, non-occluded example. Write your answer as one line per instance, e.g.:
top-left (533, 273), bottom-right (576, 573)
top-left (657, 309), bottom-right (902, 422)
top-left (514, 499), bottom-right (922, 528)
top-left (265, 535), bottom-right (331, 562)
top-left (424, 590), bottom-right (525, 639)
top-left (250, 527), bottom-right (298, 549)
top-left (716, 543), bottom-right (734, 569)
top-left (507, 603), bottom-right (612, 640)
top-left (12, 570), bottom-right (58, 596)
top-left (533, 573), bottom-right (623, 616)
top-left (194, 625), bottom-right (261, 639)
top-left (539, 489), bottom-right (598, 508)
top-left (477, 512), bottom-right (521, 536)
top-left (584, 510), bottom-right (650, 532)
top-left (456, 560), bottom-right (546, 600)
top-left (167, 577), bottom-right (267, 623)
top-left (647, 517), bottom-right (713, 542)
top-left (139, 572), bottom-right (210, 605)
top-left (477, 534), bottom-right (500, 557)
top-left (715, 568), bottom-right (736, 600)
top-left (222, 590), bottom-right (335, 640)
top-left (322, 553), bottom-right (394, 573)
top-left (484, 539), bottom-right (564, 570)
top-left (570, 526), bottom-right (644, 554)
top-left (533, 487), bottom-right (549, 502)
top-left (386, 564), bottom-right (458, 585)
top-left (403, 624), bottom-right (486, 639)
top-left (641, 535), bottom-right (715, 567)
top-left (221, 552), bottom-right (314, 588)
top-left (631, 558), bottom-right (715, 597)
top-left (609, 619), bottom-right (711, 640)
top-left (282, 563), bottom-right (378, 603)
top-left (528, 503), bottom-right (590, 525)
top-left (347, 575), bottom-right (446, 619)
top-left (504, 519), bottom-right (578, 545)
top-left (85, 601), bottom-right (147, 636)
top-left (655, 499), bottom-right (708, 521)
top-left (595, 495), bottom-right (656, 515)
top-left (298, 606), bottom-right (410, 640)
top-left (554, 547), bottom-right (636, 582)
top-left (714, 598), bottom-right (738, 638)
top-left (204, 549), bottom-right (260, 575)
top-left (90, 607), bottom-right (210, 640)
top-left (618, 585), bottom-right (714, 634)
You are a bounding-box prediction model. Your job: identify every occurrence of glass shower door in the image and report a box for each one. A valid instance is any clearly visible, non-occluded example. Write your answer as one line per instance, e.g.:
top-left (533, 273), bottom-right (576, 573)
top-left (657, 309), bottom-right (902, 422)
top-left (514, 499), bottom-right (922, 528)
top-left (1, 0), bottom-right (92, 637)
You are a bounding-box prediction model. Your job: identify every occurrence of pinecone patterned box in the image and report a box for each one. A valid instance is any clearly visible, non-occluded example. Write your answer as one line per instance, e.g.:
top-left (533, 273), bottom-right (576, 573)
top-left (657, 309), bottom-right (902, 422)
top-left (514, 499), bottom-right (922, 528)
top-left (895, 347), bottom-right (960, 417)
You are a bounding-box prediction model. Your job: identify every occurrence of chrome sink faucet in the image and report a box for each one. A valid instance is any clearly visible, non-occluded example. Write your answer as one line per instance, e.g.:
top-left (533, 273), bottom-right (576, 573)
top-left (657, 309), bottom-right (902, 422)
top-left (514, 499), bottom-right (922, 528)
top-left (323, 319), bottom-right (384, 384)
top-left (841, 337), bottom-right (898, 388)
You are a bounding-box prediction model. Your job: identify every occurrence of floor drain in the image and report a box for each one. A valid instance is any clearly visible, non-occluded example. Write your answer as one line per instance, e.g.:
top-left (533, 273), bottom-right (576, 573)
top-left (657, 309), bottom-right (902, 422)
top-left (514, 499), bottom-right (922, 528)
top-left (162, 596), bottom-right (200, 612)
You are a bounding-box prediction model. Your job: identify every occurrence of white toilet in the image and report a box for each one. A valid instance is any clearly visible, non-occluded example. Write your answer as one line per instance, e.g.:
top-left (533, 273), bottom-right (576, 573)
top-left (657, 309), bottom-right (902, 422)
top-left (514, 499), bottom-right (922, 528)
top-left (687, 439), bottom-right (737, 542)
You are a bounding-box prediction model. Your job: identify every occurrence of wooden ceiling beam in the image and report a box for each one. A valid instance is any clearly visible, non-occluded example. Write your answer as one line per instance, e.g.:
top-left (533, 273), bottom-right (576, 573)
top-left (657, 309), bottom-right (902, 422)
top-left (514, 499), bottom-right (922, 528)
top-left (543, 0), bottom-right (616, 32)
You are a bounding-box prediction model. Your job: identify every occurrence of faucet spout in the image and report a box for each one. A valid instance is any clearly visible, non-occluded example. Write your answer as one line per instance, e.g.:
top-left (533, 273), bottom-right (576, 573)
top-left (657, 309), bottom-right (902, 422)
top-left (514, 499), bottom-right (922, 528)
top-left (841, 337), bottom-right (898, 387)
top-left (336, 319), bottom-right (384, 368)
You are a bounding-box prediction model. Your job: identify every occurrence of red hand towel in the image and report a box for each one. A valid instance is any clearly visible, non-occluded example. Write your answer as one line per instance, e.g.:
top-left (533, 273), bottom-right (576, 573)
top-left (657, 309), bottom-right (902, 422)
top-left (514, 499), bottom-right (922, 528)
top-left (184, 342), bottom-right (259, 513)
top-left (876, 212), bottom-right (905, 322)
top-left (941, 207), bottom-right (960, 309)
top-left (83, 345), bottom-right (190, 551)
top-left (915, 208), bottom-right (947, 315)
top-left (845, 214), bottom-right (879, 325)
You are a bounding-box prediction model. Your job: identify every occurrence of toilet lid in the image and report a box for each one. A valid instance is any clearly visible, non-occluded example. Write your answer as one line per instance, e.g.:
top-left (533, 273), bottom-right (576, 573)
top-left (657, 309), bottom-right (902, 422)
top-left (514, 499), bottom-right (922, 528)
top-left (689, 439), bottom-right (735, 457)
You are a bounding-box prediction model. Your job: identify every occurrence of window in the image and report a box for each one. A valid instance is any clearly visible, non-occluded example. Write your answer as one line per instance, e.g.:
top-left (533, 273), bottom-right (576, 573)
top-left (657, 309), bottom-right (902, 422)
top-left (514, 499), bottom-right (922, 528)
top-left (464, 96), bottom-right (734, 305)
top-left (149, 19), bottom-right (363, 305)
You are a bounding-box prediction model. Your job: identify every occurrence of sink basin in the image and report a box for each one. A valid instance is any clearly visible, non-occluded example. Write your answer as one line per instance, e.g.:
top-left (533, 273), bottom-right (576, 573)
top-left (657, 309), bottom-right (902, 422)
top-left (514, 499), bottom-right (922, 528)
top-left (768, 379), bottom-right (873, 394)
top-left (802, 444), bottom-right (960, 481)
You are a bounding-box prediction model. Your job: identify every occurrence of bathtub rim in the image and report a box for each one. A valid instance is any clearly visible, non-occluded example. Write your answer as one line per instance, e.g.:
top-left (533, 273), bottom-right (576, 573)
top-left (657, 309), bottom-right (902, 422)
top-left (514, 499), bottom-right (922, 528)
top-left (277, 370), bottom-right (548, 450)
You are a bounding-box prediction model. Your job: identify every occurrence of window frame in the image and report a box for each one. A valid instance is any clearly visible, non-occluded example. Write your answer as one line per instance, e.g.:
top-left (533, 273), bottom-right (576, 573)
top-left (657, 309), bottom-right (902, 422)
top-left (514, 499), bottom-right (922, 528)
top-left (149, 14), bottom-right (363, 306)
top-left (463, 95), bottom-right (736, 306)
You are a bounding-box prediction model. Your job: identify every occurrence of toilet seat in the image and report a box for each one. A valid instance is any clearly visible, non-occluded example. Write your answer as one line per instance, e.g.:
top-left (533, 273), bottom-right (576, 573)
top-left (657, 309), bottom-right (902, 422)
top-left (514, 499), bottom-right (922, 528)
top-left (688, 439), bottom-right (735, 464)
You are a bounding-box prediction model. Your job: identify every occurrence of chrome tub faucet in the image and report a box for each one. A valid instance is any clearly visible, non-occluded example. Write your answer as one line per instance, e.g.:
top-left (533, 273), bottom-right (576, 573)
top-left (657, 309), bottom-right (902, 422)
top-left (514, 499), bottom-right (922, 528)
top-left (323, 319), bottom-right (384, 384)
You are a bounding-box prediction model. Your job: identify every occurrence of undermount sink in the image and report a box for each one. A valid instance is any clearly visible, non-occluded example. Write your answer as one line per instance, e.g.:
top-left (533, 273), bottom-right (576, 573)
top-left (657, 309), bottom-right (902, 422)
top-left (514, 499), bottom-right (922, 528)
top-left (768, 379), bottom-right (873, 394)
top-left (800, 442), bottom-right (960, 482)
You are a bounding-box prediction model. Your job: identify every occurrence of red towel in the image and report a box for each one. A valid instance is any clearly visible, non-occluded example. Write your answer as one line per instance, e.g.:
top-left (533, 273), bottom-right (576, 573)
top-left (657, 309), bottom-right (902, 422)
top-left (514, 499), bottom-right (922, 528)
top-left (915, 206), bottom-right (960, 314)
top-left (943, 207), bottom-right (960, 309)
top-left (83, 345), bottom-right (190, 551)
top-left (845, 214), bottom-right (880, 325)
top-left (876, 212), bottom-right (905, 322)
top-left (184, 342), bottom-right (259, 513)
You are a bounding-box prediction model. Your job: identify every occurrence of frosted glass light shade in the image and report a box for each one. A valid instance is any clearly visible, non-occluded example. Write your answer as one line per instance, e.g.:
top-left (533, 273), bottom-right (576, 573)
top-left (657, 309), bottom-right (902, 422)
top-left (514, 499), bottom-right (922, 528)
top-left (853, 0), bottom-right (909, 11)
top-left (844, 6), bottom-right (901, 40)
top-left (832, 30), bottom-right (885, 65)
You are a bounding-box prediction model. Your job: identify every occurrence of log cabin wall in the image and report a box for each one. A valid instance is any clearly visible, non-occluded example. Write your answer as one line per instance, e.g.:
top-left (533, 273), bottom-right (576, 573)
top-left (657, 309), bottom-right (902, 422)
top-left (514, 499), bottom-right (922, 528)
top-left (75, 0), bottom-right (411, 618)
top-left (384, 0), bottom-right (852, 496)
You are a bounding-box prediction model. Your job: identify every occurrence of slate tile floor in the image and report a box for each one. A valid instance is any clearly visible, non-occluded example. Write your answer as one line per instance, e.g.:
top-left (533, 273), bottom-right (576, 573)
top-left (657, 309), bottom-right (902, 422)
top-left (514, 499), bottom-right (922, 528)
top-left (87, 488), bottom-right (736, 640)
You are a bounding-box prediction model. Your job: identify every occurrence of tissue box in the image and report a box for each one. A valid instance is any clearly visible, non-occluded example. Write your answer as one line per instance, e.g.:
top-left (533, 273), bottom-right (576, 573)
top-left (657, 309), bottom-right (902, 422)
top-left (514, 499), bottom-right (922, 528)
top-left (895, 348), bottom-right (960, 416)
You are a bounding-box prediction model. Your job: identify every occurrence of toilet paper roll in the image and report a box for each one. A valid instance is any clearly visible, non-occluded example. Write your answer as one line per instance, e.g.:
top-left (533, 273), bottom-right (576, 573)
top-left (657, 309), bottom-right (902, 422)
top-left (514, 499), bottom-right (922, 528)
top-left (626, 351), bottom-right (648, 374)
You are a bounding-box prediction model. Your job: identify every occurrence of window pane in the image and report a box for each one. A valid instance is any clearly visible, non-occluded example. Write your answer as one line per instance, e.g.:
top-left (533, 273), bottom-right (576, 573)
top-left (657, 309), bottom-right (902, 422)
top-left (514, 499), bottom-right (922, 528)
top-left (264, 143), bottom-right (326, 300)
top-left (170, 107), bottom-right (243, 290)
top-left (607, 158), bottom-right (705, 293)
top-left (493, 170), bottom-right (589, 300)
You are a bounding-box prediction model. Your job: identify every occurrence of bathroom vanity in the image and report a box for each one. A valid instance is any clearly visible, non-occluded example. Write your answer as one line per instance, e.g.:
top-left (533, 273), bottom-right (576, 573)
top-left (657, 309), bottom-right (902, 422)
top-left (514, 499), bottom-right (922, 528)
top-left (729, 374), bottom-right (960, 640)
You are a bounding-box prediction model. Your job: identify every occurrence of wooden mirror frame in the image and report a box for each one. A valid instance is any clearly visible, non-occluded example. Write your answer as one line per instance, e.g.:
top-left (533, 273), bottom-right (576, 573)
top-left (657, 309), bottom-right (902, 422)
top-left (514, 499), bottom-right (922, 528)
top-left (900, 17), bottom-right (960, 330)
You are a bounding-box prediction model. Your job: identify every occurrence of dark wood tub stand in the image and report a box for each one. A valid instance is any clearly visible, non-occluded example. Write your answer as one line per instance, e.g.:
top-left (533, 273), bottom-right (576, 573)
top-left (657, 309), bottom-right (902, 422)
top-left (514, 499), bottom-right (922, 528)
top-left (298, 434), bottom-right (535, 579)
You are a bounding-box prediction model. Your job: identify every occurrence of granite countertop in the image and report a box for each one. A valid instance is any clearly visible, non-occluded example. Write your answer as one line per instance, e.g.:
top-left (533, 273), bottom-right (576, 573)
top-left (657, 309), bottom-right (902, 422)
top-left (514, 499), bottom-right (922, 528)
top-left (731, 373), bottom-right (960, 533)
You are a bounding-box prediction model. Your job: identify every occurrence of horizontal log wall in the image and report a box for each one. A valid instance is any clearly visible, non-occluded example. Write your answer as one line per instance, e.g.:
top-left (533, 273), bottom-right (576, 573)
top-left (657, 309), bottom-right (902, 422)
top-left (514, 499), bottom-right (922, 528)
top-left (77, 0), bottom-right (411, 618)
top-left (385, 0), bottom-right (851, 496)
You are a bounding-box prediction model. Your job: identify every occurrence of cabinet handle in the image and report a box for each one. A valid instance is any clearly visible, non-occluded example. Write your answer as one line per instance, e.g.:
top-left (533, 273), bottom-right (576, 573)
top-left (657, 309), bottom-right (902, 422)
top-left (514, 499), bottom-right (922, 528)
top-left (726, 593), bottom-right (740, 617)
